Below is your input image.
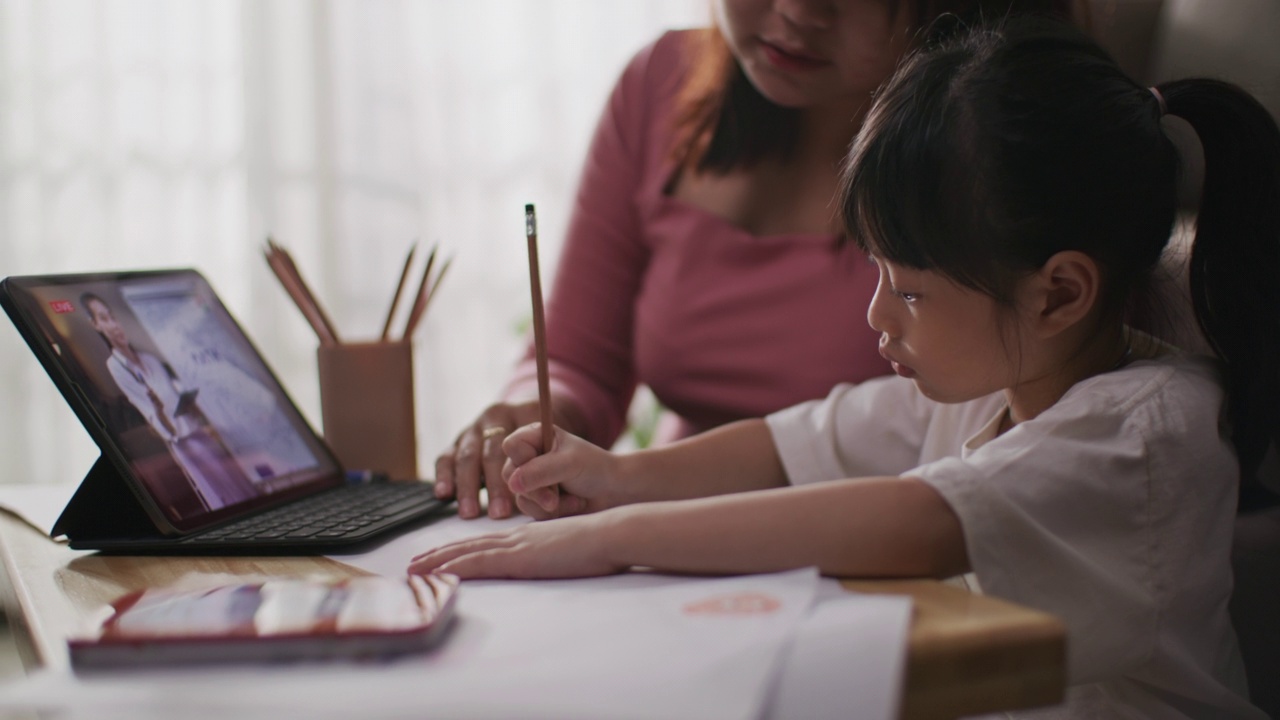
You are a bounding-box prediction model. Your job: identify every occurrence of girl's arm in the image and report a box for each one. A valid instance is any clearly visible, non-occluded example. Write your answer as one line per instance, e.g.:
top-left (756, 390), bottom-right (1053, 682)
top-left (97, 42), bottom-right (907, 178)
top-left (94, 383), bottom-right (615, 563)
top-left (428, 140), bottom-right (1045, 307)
top-left (608, 477), bottom-right (967, 577)
top-left (501, 419), bottom-right (788, 515)
top-left (409, 474), bottom-right (969, 580)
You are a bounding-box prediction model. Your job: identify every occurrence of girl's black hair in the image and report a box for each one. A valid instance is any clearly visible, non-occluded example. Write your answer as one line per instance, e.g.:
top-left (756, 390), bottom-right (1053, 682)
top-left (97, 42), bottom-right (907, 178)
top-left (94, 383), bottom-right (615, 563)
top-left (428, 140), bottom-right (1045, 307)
top-left (841, 18), bottom-right (1280, 510)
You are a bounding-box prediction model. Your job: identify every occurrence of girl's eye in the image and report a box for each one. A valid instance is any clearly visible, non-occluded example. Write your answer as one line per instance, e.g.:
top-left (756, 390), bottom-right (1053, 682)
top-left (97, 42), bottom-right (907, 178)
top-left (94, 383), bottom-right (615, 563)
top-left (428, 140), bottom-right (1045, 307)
top-left (893, 289), bottom-right (919, 302)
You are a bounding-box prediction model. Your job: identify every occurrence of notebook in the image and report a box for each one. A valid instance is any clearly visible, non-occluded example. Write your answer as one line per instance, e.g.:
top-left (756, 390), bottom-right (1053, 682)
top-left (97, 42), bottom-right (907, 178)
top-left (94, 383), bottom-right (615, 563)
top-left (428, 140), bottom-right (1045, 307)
top-left (0, 269), bottom-right (452, 554)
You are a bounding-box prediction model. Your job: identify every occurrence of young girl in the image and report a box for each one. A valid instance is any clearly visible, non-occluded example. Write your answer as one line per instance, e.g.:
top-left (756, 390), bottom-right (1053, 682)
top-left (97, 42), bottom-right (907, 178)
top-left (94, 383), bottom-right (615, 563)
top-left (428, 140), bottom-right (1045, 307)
top-left (410, 18), bottom-right (1277, 718)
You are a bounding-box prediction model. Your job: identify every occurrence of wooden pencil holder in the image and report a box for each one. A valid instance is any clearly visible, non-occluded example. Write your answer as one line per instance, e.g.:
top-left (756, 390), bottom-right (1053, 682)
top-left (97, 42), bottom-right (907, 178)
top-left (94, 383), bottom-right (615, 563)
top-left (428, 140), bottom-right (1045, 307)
top-left (317, 341), bottom-right (418, 480)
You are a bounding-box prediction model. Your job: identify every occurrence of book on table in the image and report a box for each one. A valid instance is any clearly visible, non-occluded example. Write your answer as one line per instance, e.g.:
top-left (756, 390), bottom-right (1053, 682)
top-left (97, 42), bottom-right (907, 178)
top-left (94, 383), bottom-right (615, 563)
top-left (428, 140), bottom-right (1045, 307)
top-left (68, 573), bottom-right (459, 670)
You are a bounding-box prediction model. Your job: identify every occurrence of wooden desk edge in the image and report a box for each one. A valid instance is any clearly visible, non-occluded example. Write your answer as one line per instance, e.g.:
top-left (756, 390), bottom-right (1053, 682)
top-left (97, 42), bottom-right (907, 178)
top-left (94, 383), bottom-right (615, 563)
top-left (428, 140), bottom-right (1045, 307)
top-left (0, 511), bottom-right (63, 670)
top-left (844, 578), bottom-right (1066, 720)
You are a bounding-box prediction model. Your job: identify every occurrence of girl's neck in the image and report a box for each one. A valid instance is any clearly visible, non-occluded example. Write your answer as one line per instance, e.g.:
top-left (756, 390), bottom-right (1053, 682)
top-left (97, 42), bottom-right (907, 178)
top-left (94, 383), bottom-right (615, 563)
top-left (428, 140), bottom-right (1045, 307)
top-left (1003, 324), bottom-right (1133, 430)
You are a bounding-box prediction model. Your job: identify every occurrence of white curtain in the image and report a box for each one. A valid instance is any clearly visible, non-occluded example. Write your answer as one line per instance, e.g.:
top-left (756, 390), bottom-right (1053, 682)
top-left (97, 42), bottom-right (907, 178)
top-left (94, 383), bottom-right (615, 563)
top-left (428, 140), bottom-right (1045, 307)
top-left (0, 0), bottom-right (709, 485)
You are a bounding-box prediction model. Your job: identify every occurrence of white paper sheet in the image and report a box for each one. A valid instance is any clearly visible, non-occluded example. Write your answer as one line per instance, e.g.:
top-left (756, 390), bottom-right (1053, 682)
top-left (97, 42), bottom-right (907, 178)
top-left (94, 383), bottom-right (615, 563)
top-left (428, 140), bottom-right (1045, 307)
top-left (764, 582), bottom-right (912, 720)
top-left (0, 482), bottom-right (77, 537)
top-left (334, 513), bottom-right (914, 720)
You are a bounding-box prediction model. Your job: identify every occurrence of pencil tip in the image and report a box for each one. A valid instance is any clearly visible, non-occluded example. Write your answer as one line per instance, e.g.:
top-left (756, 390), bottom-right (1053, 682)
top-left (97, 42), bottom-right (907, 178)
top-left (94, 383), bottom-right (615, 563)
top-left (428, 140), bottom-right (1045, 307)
top-left (525, 203), bottom-right (534, 213)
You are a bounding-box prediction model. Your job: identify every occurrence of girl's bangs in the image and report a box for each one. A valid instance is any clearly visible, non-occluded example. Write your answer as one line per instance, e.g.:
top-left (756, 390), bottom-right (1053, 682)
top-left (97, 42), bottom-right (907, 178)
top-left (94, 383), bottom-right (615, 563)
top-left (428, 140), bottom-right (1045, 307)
top-left (842, 44), bottom-right (1007, 298)
top-left (844, 60), bottom-right (966, 272)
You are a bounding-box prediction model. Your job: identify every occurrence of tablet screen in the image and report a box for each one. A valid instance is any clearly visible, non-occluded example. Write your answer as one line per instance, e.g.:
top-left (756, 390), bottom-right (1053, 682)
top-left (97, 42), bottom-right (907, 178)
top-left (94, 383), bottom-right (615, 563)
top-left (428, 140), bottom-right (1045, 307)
top-left (2, 270), bottom-right (341, 532)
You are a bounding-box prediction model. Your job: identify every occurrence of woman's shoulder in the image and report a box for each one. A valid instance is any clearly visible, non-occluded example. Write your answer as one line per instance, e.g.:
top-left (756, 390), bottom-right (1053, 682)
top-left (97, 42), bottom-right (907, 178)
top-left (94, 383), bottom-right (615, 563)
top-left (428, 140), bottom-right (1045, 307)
top-left (649, 28), bottom-right (699, 59)
top-left (617, 29), bottom-right (701, 102)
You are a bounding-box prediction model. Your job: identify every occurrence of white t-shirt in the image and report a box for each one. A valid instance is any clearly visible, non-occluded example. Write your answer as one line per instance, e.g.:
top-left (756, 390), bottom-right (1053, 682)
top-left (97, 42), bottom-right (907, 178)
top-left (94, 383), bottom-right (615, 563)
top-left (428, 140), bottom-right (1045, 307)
top-left (766, 354), bottom-right (1265, 719)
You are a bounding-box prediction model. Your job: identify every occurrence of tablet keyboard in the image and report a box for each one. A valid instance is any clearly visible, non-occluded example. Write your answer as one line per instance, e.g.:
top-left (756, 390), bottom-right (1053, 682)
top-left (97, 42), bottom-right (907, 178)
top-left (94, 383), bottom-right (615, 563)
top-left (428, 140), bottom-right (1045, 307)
top-left (180, 481), bottom-right (444, 546)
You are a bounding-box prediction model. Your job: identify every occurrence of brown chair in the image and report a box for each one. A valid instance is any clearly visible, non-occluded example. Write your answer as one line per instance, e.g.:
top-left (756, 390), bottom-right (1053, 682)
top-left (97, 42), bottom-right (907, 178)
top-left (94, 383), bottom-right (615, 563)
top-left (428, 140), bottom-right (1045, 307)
top-left (1232, 504), bottom-right (1280, 718)
top-left (1091, 4), bottom-right (1279, 713)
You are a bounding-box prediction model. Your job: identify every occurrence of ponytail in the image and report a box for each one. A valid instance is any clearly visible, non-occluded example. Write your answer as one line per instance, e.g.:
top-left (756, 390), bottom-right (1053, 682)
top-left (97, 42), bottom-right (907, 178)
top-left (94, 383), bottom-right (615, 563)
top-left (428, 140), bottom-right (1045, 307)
top-left (1163, 79), bottom-right (1280, 510)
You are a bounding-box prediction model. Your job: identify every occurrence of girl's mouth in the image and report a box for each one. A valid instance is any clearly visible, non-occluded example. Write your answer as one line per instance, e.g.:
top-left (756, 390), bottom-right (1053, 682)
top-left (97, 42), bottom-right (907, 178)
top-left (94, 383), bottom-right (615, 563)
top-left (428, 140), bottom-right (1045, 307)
top-left (880, 348), bottom-right (917, 379)
top-left (890, 360), bottom-right (917, 379)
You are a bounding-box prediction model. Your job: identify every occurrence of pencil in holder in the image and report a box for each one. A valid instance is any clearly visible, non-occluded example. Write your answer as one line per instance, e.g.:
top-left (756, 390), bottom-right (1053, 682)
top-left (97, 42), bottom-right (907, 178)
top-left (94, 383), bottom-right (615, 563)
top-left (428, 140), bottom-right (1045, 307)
top-left (317, 341), bottom-right (418, 480)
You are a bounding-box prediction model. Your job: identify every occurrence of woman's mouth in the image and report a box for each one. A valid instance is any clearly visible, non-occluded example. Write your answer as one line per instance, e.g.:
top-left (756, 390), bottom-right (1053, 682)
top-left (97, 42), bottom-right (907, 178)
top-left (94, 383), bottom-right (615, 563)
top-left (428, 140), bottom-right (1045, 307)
top-left (760, 40), bottom-right (828, 72)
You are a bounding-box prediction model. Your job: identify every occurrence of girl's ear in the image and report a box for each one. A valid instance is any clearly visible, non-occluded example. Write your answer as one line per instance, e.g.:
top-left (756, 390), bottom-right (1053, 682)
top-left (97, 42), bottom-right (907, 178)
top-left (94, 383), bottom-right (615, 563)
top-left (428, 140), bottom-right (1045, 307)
top-left (1024, 250), bottom-right (1101, 338)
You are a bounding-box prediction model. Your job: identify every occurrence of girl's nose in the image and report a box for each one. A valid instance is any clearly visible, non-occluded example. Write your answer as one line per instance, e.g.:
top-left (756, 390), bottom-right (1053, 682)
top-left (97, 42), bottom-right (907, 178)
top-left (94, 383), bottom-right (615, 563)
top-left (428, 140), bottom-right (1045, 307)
top-left (866, 274), bottom-right (896, 338)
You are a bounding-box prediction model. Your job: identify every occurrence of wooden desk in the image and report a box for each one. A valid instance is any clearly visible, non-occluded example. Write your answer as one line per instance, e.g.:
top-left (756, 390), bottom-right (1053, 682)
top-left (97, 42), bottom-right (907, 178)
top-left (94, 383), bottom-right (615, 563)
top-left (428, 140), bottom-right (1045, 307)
top-left (0, 512), bottom-right (1065, 719)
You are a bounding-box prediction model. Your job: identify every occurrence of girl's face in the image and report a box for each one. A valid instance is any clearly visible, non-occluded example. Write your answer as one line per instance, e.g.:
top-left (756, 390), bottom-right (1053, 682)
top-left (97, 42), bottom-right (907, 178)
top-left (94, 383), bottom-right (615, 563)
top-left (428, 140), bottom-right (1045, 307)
top-left (87, 299), bottom-right (129, 350)
top-left (867, 258), bottom-right (1020, 404)
top-left (715, 0), bottom-right (915, 109)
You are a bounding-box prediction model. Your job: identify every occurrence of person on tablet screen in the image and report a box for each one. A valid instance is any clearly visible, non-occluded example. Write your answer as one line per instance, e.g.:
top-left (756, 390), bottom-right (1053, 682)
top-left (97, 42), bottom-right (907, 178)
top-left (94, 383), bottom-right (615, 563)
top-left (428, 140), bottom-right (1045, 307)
top-left (82, 293), bottom-right (259, 510)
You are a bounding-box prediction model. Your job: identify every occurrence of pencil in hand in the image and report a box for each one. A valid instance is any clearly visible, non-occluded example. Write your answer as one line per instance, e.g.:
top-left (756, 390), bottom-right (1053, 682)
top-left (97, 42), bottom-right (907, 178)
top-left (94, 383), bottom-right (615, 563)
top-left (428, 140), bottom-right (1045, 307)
top-left (525, 203), bottom-right (555, 454)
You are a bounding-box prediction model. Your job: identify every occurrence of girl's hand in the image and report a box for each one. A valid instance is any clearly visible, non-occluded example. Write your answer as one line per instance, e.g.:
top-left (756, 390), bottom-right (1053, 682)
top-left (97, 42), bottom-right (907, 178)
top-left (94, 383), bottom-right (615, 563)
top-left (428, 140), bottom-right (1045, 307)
top-left (500, 423), bottom-right (620, 520)
top-left (434, 400), bottom-right (541, 519)
top-left (406, 514), bottom-right (624, 579)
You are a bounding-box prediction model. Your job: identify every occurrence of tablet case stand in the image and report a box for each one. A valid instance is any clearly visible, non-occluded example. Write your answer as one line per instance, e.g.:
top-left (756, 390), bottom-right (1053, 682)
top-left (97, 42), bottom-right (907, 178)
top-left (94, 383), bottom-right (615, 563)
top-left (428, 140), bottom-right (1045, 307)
top-left (52, 455), bottom-right (166, 543)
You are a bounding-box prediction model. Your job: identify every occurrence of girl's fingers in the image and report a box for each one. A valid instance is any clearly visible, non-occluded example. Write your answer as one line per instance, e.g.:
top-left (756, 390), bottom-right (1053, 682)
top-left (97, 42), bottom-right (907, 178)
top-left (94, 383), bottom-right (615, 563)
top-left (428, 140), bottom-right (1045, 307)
top-left (501, 426), bottom-right (542, 467)
top-left (506, 460), bottom-right (566, 496)
top-left (514, 494), bottom-right (556, 520)
top-left (556, 493), bottom-right (588, 516)
top-left (438, 548), bottom-right (521, 579)
top-left (528, 486), bottom-right (559, 513)
top-left (409, 516), bottom-right (616, 580)
top-left (408, 534), bottom-right (510, 573)
top-left (409, 537), bottom-right (532, 579)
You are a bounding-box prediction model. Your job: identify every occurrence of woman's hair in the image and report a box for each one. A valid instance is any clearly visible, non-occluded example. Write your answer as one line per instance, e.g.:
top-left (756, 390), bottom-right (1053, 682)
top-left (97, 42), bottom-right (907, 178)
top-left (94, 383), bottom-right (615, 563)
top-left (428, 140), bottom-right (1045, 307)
top-left (81, 292), bottom-right (107, 313)
top-left (669, 0), bottom-right (1078, 177)
top-left (841, 18), bottom-right (1280, 509)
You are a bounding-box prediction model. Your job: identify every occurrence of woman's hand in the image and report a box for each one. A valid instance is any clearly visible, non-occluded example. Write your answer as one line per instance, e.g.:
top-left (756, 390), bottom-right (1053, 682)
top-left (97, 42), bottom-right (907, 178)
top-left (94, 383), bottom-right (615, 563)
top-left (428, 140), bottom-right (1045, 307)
top-left (434, 400), bottom-right (542, 519)
top-left (501, 423), bottom-right (621, 520)
top-left (407, 514), bottom-right (625, 579)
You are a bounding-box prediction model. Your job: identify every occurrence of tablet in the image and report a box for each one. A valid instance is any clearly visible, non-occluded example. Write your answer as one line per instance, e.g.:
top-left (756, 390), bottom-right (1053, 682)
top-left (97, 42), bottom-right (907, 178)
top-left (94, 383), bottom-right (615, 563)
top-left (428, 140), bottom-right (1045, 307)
top-left (1, 269), bottom-right (348, 536)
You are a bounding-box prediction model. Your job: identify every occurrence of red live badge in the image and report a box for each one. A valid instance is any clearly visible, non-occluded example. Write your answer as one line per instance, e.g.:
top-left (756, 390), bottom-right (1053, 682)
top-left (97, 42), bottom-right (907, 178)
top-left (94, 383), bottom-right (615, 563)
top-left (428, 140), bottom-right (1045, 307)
top-left (49, 300), bottom-right (74, 314)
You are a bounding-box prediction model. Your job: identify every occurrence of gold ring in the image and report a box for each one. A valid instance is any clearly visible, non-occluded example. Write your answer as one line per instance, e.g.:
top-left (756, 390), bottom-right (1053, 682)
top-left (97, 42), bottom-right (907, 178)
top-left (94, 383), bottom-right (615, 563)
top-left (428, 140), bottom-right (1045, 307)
top-left (481, 426), bottom-right (507, 440)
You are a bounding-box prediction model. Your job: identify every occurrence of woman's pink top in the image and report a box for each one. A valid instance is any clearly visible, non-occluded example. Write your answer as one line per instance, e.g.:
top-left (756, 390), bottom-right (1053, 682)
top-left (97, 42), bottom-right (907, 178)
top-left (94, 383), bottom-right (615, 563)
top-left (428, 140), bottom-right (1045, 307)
top-left (507, 30), bottom-right (889, 447)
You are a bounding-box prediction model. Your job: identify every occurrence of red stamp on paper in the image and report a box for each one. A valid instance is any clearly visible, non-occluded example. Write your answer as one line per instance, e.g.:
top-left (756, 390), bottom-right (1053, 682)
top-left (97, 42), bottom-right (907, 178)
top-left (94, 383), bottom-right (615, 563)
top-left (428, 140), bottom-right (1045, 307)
top-left (683, 592), bottom-right (782, 616)
top-left (49, 300), bottom-right (75, 314)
